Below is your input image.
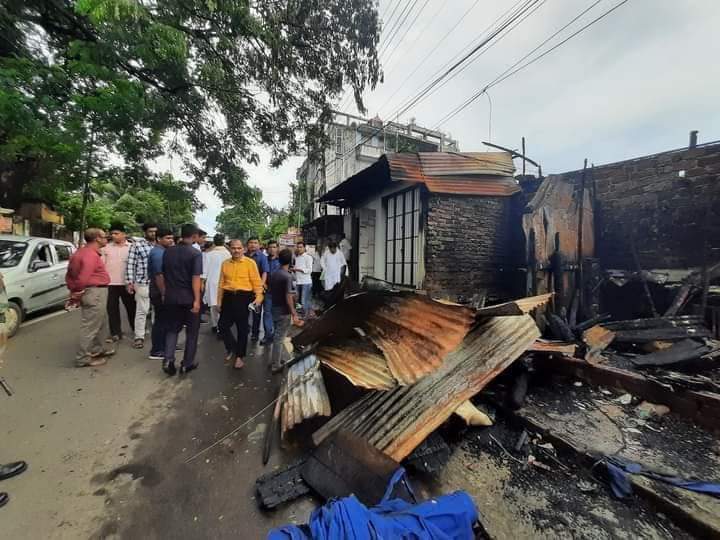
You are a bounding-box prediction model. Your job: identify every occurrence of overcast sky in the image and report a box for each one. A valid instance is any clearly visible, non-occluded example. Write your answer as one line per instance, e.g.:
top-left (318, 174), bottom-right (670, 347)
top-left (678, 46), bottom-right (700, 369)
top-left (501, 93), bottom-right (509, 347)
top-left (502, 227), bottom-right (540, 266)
top-left (194, 0), bottom-right (720, 233)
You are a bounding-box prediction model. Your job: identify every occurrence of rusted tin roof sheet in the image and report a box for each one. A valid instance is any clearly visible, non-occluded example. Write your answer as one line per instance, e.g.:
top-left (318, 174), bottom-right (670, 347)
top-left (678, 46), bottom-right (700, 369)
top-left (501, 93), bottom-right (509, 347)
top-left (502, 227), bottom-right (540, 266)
top-left (294, 292), bottom-right (475, 386)
top-left (387, 152), bottom-right (519, 196)
top-left (313, 315), bottom-right (541, 461)
top-left (418, 151), bottom-right (515, 176)
top-left (281, 354), bottom-right (331, 435)
top-left (364, 295), bottom-right (475, 385)
top-left (318, 151), bottom-right (519, 205)
top-left (316, 341), bottom-right (397, 390)
top-left (476, 293), bottom-right (553, 317)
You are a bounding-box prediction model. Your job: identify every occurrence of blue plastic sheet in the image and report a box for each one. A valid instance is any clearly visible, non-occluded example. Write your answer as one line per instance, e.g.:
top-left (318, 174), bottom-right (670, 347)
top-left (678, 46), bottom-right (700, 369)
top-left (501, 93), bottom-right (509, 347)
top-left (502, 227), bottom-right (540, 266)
top-left (605, 456), bottom-right (720, 499)
top-left (268, 468), bottom-right (478, 540)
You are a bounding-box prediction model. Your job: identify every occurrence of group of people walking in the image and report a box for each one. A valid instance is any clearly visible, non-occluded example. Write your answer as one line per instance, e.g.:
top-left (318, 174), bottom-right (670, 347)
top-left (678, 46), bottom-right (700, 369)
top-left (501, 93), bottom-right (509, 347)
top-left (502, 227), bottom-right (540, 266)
top-left (64, 223), bottom-right (333, 375)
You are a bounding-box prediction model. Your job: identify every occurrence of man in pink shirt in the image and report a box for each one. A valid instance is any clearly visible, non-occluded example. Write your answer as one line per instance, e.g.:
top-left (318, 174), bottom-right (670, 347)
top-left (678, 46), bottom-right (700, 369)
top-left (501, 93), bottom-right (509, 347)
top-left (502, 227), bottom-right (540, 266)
top-left (65, 228), bottom-right (114, 367)
top-left (103, 223), bottom-right (136, 342)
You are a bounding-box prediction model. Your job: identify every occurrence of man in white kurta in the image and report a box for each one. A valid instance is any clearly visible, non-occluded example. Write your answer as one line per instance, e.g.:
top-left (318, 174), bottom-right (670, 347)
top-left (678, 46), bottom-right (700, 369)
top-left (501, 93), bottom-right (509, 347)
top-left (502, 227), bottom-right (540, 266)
top-left (320, 241), bottom-right (347, 291)
top-left (203, 235), bottom-right (231, 330)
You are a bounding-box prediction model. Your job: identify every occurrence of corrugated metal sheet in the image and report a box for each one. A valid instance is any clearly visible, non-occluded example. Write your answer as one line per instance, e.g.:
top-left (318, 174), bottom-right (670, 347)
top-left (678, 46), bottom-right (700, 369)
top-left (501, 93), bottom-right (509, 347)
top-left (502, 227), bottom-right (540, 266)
top-left (423, 177), bottom-right (520, 196)
top-left (295, 292), bottom-right (475, 387)
top-left (418, 152), bottom-right (515, 176)
top-left (281, 354), bottom-right (331, 435)
top-left (363, 295), bottom-right (474, 385)
top-left (476, 293), bottom-right (553, 317)
top-left (313, 315), bottom-right (541, 461)
top-left (316, 341), bottom-right (397, 390)
top-left (387, 152), bottom-right (519, 197)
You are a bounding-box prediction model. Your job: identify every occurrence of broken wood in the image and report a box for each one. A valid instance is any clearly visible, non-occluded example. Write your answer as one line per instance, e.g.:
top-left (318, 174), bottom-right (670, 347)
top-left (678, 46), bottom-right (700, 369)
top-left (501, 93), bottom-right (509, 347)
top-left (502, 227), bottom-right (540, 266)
top-left (403, 432), bottom-right (451, 474)
top-left (665, 261), bottom-right (720, 317)
top-left (612, 327), bottom-right (711, 343)
top-left (582, 325), bottom-right (615, 364)
top-left (255, 460), bottom-right (310, 509)
top-left (533, 354), bottom-right (720, 432)
top-left (630, 339), bottom-right (712, 368)
top-left (454, 400), bottom-right (493, 426)
top-left (630, 233), bottom-right (659, 317)
top-left (528, 340), bottom-right (577, 355)
top-left (301, 430), bottom-right (407, 506)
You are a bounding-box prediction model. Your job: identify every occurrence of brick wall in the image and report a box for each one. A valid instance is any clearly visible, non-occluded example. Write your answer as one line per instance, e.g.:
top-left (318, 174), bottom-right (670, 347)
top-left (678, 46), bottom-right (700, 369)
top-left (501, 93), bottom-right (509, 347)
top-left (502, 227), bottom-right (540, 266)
top-left (561, 142), bottom-right (720, 269)
top-left (423, 194), bottom-right (521, 302)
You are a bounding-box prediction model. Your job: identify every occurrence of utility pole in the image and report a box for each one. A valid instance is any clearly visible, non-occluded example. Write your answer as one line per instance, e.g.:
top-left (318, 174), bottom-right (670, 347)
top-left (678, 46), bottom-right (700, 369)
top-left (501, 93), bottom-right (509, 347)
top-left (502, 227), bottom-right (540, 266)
top-left (521, 137), bottom-right (526, 176)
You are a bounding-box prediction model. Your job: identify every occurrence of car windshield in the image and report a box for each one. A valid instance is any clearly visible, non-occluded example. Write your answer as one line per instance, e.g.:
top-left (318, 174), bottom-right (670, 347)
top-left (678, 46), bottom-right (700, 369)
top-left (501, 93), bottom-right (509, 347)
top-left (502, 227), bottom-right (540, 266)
top-left (0, 241), bottom-right (28, 268)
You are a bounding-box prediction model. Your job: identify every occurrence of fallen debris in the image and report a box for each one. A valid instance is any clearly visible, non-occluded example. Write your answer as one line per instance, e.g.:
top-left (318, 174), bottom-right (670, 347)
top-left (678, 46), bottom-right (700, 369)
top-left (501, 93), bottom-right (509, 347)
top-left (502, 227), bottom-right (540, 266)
top-left (582, 325), bottom-right (615, 364)
top-left (255, 460), bottom-right (310, 510)
top-left (635, 401), bottom-right (670, 419)
top-left (454, 400), bottom-right (493, 427)
top-left (403, 432), bottom-right (451, 474)
top-left (630, 338), bottom-right (712, 368)
top-left (313, 315), bottom-right (540, 461)
top-left (281, 354), bottom-right (331, 436)
top-left (301, 430), bottom-right (409, 506)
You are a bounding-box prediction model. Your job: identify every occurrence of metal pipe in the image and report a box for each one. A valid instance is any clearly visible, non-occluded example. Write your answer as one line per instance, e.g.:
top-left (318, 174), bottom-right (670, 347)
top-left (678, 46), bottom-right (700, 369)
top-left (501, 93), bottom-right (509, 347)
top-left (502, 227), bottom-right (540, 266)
top-left (689, 130), bottom-right (698, 148)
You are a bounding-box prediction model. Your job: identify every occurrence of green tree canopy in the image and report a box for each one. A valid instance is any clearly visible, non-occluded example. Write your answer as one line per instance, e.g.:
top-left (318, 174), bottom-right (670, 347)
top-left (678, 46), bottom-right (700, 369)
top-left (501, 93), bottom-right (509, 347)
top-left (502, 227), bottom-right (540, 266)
top-left (0, 0), bottom-right (381, 215)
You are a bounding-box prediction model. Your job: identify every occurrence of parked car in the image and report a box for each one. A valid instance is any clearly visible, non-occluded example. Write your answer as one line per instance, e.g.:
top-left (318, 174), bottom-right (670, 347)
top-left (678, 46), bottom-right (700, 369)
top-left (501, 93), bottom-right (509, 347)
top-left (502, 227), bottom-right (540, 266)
top-left (0, 235), bottom-right (76, 337)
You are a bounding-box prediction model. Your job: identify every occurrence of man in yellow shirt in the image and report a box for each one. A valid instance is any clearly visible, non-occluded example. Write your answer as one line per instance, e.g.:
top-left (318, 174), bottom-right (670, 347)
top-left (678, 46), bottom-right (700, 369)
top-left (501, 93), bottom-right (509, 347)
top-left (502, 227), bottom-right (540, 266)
top-left (217, 239), bottom-right (264, 369)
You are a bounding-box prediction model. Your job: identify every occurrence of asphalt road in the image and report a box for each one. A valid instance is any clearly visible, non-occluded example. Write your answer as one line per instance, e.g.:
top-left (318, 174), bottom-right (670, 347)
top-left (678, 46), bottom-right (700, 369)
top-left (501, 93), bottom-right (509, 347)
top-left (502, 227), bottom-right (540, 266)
top-left (0, 309), bottom-right (313, 539)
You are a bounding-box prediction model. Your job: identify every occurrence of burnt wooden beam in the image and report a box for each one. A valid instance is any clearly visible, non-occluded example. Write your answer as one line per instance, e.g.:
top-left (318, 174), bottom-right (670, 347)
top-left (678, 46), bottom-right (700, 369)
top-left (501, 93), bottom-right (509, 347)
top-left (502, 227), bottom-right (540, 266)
top-left (533, 355), bottom-right (720, 432)
top-left (503, 407), bottom-right (720, 539)
top-left (602, 315), bottom-right (703, 331)
top-left (612, 327), bottom-right (711, 343)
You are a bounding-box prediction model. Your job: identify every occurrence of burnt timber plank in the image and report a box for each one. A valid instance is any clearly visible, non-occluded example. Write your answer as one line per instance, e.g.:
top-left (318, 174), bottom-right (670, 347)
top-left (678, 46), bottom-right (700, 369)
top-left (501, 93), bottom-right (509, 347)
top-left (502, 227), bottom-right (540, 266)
top-left (534, 355), bottom-right (720, 432)
top-left (505, 399), bottom-right (720, 539)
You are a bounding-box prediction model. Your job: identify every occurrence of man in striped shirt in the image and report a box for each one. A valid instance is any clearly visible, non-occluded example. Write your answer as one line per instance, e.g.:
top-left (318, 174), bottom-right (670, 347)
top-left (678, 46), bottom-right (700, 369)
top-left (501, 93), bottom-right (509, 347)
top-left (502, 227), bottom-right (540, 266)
top-left (126, 223), bottom-right (157, 349)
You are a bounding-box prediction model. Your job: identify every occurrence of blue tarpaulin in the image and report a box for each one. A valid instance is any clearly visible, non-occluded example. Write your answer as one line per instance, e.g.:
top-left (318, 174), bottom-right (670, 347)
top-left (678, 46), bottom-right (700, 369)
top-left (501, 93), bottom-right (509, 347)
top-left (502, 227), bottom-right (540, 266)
top-left (268, 468), bottom-right (478, 540)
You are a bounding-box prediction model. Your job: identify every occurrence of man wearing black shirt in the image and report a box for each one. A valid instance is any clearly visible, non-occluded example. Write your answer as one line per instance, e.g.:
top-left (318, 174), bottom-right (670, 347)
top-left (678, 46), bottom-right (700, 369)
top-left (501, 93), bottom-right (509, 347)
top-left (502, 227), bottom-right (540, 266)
top-left (156, 224), bottom-right (203, 375)
top-left (268, 248), bottom-right (301, 370)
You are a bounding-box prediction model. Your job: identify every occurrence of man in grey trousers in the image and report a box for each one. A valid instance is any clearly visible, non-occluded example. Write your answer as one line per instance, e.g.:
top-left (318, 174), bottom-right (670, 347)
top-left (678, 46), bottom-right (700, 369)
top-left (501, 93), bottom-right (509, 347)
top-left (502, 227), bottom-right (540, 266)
top-left (65, 228), bottom-right (115, 367)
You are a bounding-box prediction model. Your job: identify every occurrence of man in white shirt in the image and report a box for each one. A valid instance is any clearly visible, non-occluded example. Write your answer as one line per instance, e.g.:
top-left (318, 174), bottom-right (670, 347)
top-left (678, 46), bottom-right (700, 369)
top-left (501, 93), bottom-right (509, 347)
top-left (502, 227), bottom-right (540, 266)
top-left (321, 241), bottom-right (347, 291)
top-left (202, 234), bottom-right (231, 332)
top-left (293, 241), bottom-right (314, 318)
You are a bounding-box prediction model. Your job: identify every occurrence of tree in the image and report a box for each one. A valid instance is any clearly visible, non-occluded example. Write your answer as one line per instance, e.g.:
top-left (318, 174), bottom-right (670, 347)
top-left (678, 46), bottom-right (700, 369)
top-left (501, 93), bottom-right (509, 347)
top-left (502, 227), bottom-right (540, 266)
top-left (0, 0), bottom-right (382, 215)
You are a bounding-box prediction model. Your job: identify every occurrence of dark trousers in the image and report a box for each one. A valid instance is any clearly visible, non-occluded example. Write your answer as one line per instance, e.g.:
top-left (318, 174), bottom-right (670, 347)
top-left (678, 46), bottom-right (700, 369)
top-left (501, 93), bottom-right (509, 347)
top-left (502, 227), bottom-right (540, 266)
top-left (219, 290), bottom-right (254, 357)
top-left (150, 297), bottom-right (167, 356)
top-left (164, 304), bottom-right (200, 368)
top-left (311, 272), bottom-right (322, 296)
top-left (107, 284), bottom-right (136, 337)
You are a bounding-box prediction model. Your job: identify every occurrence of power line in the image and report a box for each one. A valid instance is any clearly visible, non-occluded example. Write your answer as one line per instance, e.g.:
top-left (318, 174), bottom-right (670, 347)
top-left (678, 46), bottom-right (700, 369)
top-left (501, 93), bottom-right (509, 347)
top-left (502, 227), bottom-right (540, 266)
top-left (434, 0), bottom-right (631, 129)
top-left (390, 0), bottom-right (547, 117)
top-left (379, 0), bottom-right (528, 116)
top-left (323, 0), bottom-right (542, 182)
top-left (377, 0), bottom-right (482, 115)
top-left (378, 0), bottom-right (420, 58)
top-left (380, 0), bottom-right (433, 68)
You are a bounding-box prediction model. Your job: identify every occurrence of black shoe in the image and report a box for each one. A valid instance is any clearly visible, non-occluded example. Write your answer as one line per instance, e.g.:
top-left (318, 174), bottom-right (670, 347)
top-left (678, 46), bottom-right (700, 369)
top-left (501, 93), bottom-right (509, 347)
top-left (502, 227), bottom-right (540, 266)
top-left (211, 326), bottom-right (217, 334)
top-left (162, 361), bottom-right (177, 376)
top-left (0, 493), bottom-right (7, 508)
top-left (0, 461), bottom-right (27, 482)
top-left (180, 363), bottom-right (199, 375)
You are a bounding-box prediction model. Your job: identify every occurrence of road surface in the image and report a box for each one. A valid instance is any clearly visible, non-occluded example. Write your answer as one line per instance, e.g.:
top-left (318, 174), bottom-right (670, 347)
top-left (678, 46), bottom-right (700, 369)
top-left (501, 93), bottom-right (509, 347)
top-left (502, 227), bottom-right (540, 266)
top-left (0, 309), bottom-right (311, 539)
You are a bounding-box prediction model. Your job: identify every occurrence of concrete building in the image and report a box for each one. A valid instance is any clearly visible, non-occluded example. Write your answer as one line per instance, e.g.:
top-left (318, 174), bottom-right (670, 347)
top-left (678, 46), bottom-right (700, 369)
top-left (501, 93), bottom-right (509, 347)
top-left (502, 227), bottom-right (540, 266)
top-left (296, 111), bottom-right (459, 225)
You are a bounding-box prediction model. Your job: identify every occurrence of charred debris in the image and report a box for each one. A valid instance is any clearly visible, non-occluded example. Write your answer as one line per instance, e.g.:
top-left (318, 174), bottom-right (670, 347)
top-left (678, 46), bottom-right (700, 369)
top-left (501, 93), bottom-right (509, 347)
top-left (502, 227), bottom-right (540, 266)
top-left (257, 142), bottom-right (720, 538)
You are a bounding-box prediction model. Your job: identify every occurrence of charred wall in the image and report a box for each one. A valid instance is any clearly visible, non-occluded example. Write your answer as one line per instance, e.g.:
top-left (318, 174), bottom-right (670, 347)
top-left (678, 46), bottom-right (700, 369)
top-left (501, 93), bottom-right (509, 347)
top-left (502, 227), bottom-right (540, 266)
top-left (563, 142), bottom-right (720, 270)
top-left (423, 193), bottom-right (523, 302)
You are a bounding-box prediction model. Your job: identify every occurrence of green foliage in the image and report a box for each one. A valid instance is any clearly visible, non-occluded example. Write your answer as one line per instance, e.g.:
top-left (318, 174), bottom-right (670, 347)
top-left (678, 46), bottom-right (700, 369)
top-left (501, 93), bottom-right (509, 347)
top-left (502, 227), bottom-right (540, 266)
top-left (57, 173), bottom-right (196, 233)
top-left (0, 0), bottom-right (382, 218)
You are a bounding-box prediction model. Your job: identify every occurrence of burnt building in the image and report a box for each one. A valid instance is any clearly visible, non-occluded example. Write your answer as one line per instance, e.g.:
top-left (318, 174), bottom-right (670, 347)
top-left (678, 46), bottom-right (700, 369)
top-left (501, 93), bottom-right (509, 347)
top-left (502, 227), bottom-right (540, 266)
top-left (318, 151), bottom-right (521, 302)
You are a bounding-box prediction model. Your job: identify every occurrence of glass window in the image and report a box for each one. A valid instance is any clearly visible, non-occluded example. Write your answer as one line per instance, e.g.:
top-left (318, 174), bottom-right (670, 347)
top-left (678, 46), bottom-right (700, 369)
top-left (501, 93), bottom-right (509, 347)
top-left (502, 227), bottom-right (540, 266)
top-left (385, 187), bottom-right (420, 287)
top-left (55, 244), bottom-right (72, 262)
top-left (30, 244), bottom-right (53, 266)
top-left (0, 241), bottom-right (27, 268)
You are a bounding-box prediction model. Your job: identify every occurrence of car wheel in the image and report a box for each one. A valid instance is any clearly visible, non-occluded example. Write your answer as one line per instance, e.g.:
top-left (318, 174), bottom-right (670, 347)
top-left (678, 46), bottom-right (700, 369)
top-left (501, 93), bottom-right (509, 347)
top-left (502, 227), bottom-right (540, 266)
top-left (6, 301), bottom-right (22, 338)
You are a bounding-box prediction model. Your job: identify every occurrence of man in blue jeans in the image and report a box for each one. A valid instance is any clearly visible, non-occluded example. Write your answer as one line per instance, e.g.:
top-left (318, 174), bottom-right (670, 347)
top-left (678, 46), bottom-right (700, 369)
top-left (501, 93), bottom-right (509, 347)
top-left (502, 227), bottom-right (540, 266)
top-left (268, 248), bottom-right (301, 370)
top-left (247, 237), bottom-right (272, 343)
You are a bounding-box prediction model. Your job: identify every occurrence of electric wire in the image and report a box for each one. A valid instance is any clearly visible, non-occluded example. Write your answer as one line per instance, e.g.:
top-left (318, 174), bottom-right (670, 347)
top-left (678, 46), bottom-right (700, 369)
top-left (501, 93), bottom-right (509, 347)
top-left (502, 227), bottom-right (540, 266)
top-left (380, 0), bottom-right (433, 69)
top-left (433, 0), bottom-right (630, 129)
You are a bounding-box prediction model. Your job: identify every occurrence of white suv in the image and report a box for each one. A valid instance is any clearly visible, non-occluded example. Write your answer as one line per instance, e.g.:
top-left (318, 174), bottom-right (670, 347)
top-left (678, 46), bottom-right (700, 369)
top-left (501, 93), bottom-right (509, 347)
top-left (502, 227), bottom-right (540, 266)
top-left (0, 235), bottom-right (76, 337)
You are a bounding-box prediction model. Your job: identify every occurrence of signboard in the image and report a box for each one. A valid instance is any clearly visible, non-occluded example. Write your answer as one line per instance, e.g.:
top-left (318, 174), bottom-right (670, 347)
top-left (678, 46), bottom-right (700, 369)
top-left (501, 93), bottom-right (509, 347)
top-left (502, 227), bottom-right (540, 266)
top-left (279, 233), bottom-right (298, 247)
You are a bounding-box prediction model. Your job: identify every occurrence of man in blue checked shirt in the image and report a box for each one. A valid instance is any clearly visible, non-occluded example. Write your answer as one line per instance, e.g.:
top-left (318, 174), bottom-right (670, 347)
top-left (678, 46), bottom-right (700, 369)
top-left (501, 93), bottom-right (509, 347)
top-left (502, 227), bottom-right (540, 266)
top-left (147, 227), bottom-right (174, 360)
top-left (246, 237), bottom-right (273, 343)
top-left (125, 223), bottom-right (157, 349)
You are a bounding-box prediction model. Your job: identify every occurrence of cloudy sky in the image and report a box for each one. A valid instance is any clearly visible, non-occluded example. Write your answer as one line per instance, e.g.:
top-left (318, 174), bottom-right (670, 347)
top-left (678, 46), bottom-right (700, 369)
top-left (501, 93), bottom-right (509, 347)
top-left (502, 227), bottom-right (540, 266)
top-left (194, 0), bottom-right (720, 233)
